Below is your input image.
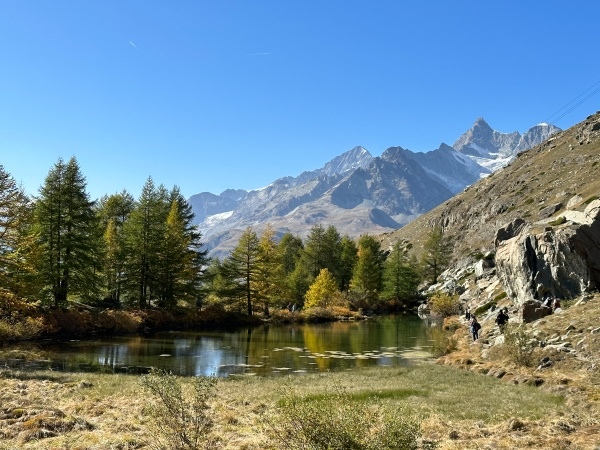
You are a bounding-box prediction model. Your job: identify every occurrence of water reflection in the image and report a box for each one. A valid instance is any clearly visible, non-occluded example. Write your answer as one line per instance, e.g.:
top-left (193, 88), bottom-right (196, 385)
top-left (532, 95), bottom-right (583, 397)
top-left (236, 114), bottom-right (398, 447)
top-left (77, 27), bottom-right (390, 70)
top-left (2, 315), bottom-right (439, 377)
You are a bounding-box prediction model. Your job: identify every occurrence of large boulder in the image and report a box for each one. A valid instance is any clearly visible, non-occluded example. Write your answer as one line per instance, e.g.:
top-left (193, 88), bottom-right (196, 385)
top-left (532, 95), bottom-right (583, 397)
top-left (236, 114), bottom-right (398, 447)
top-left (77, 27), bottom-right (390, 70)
top-left (494, 200), bottom-right (600, 305)
top-left (521, 300), bottom-right (552, 323)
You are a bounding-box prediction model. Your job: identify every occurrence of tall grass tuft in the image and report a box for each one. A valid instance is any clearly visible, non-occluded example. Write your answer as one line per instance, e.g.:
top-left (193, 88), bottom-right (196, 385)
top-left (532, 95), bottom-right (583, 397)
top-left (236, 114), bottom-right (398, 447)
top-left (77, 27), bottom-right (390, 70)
top-left (139, 368), bottom-right (218, 450)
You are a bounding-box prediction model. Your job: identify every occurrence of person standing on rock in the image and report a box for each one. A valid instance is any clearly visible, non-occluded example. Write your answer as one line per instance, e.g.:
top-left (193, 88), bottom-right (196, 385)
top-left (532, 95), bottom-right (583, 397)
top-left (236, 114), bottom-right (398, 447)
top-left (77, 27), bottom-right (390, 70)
top-left (469, 316), bottom-right (481, 341)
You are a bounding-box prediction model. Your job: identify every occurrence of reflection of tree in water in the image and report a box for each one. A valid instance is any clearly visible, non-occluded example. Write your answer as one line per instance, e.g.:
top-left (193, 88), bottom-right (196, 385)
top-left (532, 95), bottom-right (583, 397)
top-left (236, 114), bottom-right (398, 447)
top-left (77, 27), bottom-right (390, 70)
top-left (33, 316), bottom-right (434, 376)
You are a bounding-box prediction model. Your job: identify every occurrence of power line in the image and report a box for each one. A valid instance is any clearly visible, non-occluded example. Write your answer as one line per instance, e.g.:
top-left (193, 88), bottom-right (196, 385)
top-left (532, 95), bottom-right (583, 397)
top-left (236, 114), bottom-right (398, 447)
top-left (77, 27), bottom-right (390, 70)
top-left (542, 80), bottom-right (600, 125)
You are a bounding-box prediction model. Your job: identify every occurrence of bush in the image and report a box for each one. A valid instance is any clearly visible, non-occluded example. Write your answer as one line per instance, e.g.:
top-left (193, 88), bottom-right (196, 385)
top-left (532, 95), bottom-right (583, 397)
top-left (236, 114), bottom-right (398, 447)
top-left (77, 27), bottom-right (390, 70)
top-left (0, 292), bottom-right (45, 341)
top-left (428, 292), bottom-right (460, 318)
top-left (548, 216), bottom-right (567, 226)
top-left (265, 381), bottom-right (425, 450)
top-left (503, 324), bottom-right (536, 367)
top-left (139, 368), bottom-right (218, 450)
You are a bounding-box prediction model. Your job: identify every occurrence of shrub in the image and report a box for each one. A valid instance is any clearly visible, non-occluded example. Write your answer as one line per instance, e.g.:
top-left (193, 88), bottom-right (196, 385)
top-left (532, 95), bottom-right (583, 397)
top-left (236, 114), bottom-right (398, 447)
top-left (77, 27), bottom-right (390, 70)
top-left (548, 216), bottom-right (567, 226)
top-left (0, 292), bottom-right (45, 341)
top-left (139, 368), bottom-right (218, 450)
top-left (428, 292), bottom-right (460, 318)
top-left (503, 323), bottom-right (536, 367)
top-left (265, 381), bottom-right (424, 450)
top-left (303, 307), bottom-right (336, 322)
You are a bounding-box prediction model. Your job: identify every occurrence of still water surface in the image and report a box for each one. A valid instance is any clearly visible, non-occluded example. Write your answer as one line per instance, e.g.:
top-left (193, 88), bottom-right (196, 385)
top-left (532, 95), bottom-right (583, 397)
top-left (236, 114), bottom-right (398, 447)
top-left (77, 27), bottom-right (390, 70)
top-left (5, 315), bottom-right (438, 377)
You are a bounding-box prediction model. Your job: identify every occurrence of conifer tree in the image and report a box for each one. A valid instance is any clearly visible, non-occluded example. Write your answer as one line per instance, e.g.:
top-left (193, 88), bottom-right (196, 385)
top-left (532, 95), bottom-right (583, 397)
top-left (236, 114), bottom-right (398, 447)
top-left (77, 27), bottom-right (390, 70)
top-left (33, 157), bottom-right (100, 306)
top-left (339, 236), bottom-right (358, 293)
top-left (278, 232), bottom-right (303, 275)
top-left (122, 178), bottom-right (168, 308)
top-left (164, 187), bottom-right (208, 306)
top-left (421, 225), bottom-right (453, 284)
top-left (221, 226), bottom-right (261, 315)
top-left (350, 235), bottom-right (384, 307)
top-left (0, 164), bottom-right (33, 295)
top-left (255, 225), bottom-right (285, 315)
top-left (300, 224), bottom-right (327, 279)
top-left (382, 239), bottom-right (420, 305)
top-left (96, 191), bottom-right (134, 306)
top-left (304, 268), bottom-right (341, 309)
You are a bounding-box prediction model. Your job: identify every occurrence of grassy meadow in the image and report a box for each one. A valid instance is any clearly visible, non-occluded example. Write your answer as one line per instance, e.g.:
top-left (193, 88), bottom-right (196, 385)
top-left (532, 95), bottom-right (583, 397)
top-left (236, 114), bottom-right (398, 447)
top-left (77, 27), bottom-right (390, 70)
top-left (0, 360), bottom-right (587, 450)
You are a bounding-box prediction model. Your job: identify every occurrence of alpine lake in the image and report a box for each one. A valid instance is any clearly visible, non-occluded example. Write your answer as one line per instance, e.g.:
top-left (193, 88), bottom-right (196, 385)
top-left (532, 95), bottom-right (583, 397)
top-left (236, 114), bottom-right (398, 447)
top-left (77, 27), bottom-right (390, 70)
top-left (2, 314), bottom-right (441, 377)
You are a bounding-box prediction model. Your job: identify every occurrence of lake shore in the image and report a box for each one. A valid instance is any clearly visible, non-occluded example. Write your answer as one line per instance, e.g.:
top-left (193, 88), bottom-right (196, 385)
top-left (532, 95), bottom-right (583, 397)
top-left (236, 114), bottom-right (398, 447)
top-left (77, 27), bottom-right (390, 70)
top-left (1, 297), bottom-right (599, 449)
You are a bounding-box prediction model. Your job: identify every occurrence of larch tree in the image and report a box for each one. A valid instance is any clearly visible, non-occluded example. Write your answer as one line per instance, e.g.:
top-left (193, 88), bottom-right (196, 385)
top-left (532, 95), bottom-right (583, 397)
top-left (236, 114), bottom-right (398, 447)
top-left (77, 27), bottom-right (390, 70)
top-left (122, 178), bottom-right (168, 308)
top-left (255, 225), bottom-right (285, 316)
top-left (339, 236), bottom-right (358, 293)
top-left (350, 235), bottom-right (384, 307)
top-left (0, 164), bottom-right (33, 296)
top-left (304, 268), bottom-right (341, 309)
top-left (33, 157), bottom-right (100, 306)
top-left (96, 191), bottom-right (134, 306)
top-left (382, 239), bottom-right (420, 305)
top-left (155, 192), bottom-right (207, 309)
top-left (421, 225), bottom-right (453, 284)
top-left (221, 226), bottom-right (261, 315)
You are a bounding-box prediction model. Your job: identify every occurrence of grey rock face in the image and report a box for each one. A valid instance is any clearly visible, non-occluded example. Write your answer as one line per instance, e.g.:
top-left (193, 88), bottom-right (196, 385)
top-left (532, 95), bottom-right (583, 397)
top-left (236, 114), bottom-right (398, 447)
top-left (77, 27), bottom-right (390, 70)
top-left (495, 200), bottom-right (600, 305)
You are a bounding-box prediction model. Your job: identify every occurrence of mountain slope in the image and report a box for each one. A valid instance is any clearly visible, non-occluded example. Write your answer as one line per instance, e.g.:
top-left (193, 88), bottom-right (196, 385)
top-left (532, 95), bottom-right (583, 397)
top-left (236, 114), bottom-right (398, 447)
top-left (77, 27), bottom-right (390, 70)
top-left (382, 111), bottom-right (600, 263)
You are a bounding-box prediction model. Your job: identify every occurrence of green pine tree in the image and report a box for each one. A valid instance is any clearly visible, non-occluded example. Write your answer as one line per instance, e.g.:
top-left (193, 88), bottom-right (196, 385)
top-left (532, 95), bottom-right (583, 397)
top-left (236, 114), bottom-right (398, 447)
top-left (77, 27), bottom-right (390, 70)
top-left (421, 225), bottom-right (453, 284)
top-left (33, 157), bottom-right (100, 306)
top-left (122, 178), bottom-right (168, 308)
top-left (350, 235), bottom-right (384, 308)
top-left (221, 226), bottom-right (261, 315)
top-left (96, 191), bottom-right (134, 306)
top-left (382, 239), bottom-right (420, 306)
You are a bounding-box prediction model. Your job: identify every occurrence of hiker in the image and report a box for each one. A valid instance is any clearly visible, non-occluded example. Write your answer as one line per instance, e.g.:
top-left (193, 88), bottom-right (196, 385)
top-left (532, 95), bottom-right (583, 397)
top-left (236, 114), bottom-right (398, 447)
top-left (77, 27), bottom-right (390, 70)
top-left (495, 309), bottom-right (508, 332)
top-left (465, 309), bottom-right (471, 321)
top-left (542, 296), bottom-right (552, 308)
top-left (469, 317), bottom-right (481, 341)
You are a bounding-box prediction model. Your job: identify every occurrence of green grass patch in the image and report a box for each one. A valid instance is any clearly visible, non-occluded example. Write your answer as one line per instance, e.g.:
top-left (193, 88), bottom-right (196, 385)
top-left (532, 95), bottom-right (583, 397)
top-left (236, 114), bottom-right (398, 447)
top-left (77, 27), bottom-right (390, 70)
top-left (474, 300), bottom-right (496, 316)
top-left (548, 216), bottom-right (567, 226)
top-left (493, 291), bottom-right (507, 302)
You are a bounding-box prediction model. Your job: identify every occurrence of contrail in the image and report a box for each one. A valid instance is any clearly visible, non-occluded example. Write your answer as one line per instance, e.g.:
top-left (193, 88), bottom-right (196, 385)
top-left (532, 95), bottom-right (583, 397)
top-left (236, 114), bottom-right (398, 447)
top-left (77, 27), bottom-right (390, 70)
top-left (129, 41), bottom-right (138, 50)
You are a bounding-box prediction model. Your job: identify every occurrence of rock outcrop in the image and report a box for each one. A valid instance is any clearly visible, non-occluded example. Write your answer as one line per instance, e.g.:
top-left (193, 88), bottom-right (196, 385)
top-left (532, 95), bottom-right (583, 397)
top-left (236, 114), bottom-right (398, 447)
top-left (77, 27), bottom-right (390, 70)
top-left (495, 200), bottom-right (600, 304)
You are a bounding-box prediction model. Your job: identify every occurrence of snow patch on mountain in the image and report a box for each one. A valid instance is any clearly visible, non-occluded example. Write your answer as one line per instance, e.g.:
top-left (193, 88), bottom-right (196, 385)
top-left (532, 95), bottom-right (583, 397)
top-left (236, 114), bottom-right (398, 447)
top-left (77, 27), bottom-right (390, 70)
top-left (203, 211), bottom-right (233, 228)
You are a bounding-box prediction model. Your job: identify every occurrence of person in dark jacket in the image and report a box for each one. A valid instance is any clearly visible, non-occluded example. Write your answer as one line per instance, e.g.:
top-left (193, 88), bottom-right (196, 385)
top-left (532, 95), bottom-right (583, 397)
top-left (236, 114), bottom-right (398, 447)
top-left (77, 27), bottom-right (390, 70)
top-left (469, 317), bottom-right (481, 340)
top-left (495, 309), bottom-right (508, 333)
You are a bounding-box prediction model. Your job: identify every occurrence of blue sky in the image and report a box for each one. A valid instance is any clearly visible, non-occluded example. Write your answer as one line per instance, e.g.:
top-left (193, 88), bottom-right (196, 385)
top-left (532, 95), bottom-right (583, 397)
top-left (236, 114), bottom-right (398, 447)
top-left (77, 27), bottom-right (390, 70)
top-left (1, 1), bottom-right (599, 201)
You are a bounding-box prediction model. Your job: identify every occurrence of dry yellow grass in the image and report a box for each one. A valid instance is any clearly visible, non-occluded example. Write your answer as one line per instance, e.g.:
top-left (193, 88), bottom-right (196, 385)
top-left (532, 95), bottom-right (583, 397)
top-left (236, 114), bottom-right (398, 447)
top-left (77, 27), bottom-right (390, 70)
top-left (0, 355), bottom-right (591, 449)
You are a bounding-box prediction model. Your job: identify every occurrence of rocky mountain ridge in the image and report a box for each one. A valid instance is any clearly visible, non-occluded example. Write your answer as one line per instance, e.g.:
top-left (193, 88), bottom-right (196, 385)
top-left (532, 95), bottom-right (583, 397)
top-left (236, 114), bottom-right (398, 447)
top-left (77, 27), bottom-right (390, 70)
top-left (190, 118), bottom-right (561, 258)
top-left (386, 111), bottom-right (600, 311)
